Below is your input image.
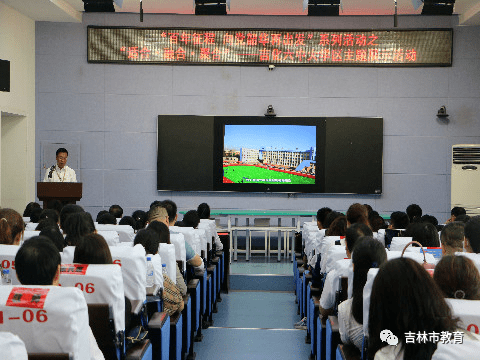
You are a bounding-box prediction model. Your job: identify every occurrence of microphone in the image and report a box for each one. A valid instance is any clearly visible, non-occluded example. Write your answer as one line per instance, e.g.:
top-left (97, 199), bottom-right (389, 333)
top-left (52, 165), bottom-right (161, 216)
top-left (48, 165), bottom-right (55, 179)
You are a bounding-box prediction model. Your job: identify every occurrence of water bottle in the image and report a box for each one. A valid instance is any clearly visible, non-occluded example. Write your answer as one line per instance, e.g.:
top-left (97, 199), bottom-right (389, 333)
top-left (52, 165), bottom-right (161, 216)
top-left (162, 264), bottom-right (167, 276)
top-left (146, 257), bottom-right (155, 287)
top-left (2, 269), bottom-right (11, 285)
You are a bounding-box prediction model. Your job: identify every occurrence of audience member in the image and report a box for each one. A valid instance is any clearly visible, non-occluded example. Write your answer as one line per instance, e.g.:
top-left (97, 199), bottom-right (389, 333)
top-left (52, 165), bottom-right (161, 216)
top-left (132, 210), bottom-right (147, 231)
top-left (14, 237), bottom-right (104, 360)
top-left (23, 202), bottom-right (41, 218)
top-left (59, 204), bottom-right (84, 230)
top-left (338, 236), bottom-right (387, 350)
top-left (109, 204), bottom-right (123, 219)
top-left (346, 203), bottom-right (370, 228)
top-left (406, 203), bottom-right (422, 223)
top-left (97, 213), bottom-right (117, 225)
top-left (323, 211), bottom-right (343, 230)
top-left (197, 202), bottom-right (211, 220)
top-left (29, 207), bottom-right (42, 223)
top-left (405, 222), bottom-right (440, 248)
top-left (363, 204), bottom-right (373, 214)
top-left (119, 216), bottom-right (136, 230)
top-left (388, 211), bottom-right (410, 230)
top-left (63, 211), bottom-right (96, 246)
top-left (368, 258), bottom-right (460, 360)
top-left (35, 217), bottom-right (58, 231)
top-left (39, 208), bottom-right (59, 225)
top-left (46, 199), bottom-right (63, 215)
top-left (182, 210), bottom-right (200, 229)
top-left (326, 215), bottom-right (347, 236)
top-left (421, 214), bottom-right (439, 227)
top-left (73, 233), bottom-right (113, 264)
top-left (316, 207), bottom-right (332, 230)
top-left (39, 226), bottom-right (65, 252)
top-left (369, 213), bottom-right (386, 233)
top-left (147, 205), bottom-right (169, 226)
top-left (96, 210), bottom-right (109, 223)
top-left (440, 222), bottom-right (465, 256)
top-left (0, 208), bottom-right (25, 245)
top-left (454, 214), bottom-right (470, 224)
top-left (447, 207), bottom-right (467, 223)
top-left (434, 255), bottom-right (480, 300)
top-left (464, 218), bottom-right (480, 254)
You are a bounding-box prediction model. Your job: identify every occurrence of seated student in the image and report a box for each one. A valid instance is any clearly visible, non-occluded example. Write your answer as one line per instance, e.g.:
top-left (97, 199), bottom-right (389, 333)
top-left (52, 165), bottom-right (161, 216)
top-left (433, 255), bottom-right (480, 300)
top-left (446, 206), bottom-right (467, 224)
top-left (454, 214), bottom-right (470, 224)
top-left (96, 210), bottom-right (109, 223)
top-left (35, 217), bottom-right (58, 231)
top-left (369, 211), bottom-right (387, 233)
top-left (388, 211), bottom-right (410, 230)
top-left (338, 236), bottom-right (387, 350)
top-left (74, 233), bottom-right (133, 330)
top-left (326, 215), bottom-right (347, 236)
top-left (15, 236), bottom-right (104, 360)
top-left (23, 202), bottom-right (41, 218)
top-left (97, 213), bottom-right (117, 225)
top-left (0, 208), bottom-right (25, 245)
top-left (319, 223), bottom-right (373, 317)
top-left (134, 229), bottom-right (184, 316)
top-left (323, 211), bottom-right (343, 230)
top-left (46, 199), bottom-right (64, 215)
top-left (316, 207), bottom-right (332, 230)
top-left (109, 204), bottom-right (123, 219)
top-left (197, 202), bottom-right (223, 251)
top-left (161, 200), bottom-right (204, 268)
top-left (406, 203), bottom-right (422, 223)
top-left (369, 257), bottom-right (480, 360)
top-left (132, 210), bottom-right (147, 231)
top-left (39, 226), bottom-right (65, 252)
top-left (147, 221), bottom-right (187, 296)
top-left (440, 222), bottom-right (465, 256)
top-left (405, 222), bottom-right (440, 248)
top-left (59, 204), bottom-right (84, 231)
top-left (421, 214), bottom-right (439, 228)
top-left (346, 203), bottom-right (370, 228)
top-left (464, 218), bottom-right (480, 254)
top-left (119, 216), bottom-right (136, 231)
top-left (39, 208), bottom-right (60, 225)
top-left (63, 211), bottom-right (96, 246)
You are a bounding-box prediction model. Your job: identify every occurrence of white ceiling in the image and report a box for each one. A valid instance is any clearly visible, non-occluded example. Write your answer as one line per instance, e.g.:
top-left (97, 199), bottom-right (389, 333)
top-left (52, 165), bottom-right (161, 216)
top-left (2, 0), bottom-right (480, 25)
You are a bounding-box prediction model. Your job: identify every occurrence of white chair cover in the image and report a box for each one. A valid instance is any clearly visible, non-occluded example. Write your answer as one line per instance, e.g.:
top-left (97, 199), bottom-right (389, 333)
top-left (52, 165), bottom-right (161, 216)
top-left (22, 217), bottom-right (30, 224)
top-left (194, 229), bottom-right (208, 255)
top-left (95, 224), bottom-right (135, 243)
top-left (109, 244), bottom-right (147, 302)
top-left (170, 233), bottom-right (187, 271)
top-left (376, 229), bottom-right (386, 247)
top-left (147, 253), bottom-right (164, 288)
top-left (0, 285), bottom-right (90, 360)
top-left (0, 331), bottom-right (28, 360)
top-left (197, 221), bottom-right (214, 247)
top-left (59, 263), bottom-right (125, 333)
top-left (432, 339), bottom-right (480, 359)
top-left (97, 230), bottom-right (120, 246)
top-left (332, 258), bottom-right (351, 294)
top-left (325, 246), bottom-right (348, 274)
top-left (23, 231), bottom-right (39, 241)
top-left (157, 243), bottom-right (176, 284)
top-left (200, 219), bottom-right (223, 249)
top-left (170, 227), bottom-right (200, 255)
top-left (389, 237), bottom-right (414, 251)
top-left (24, 223), bottom-right (38, 231)
top-left (386, 250), bottom-right (436, 264)
top-left (60, 246), bottom-right (75, 264)
top-left (446, 299), bottom-right (480, 334)
top-left (0, 245), bottom-right (21, 285)
top-left (362, 268), bottom-right (380, 337)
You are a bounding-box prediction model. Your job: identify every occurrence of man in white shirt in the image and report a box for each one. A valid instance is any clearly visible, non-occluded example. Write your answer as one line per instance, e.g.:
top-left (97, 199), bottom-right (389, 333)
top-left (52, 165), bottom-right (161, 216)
top-left (43, 148), bottom-right (77, 182)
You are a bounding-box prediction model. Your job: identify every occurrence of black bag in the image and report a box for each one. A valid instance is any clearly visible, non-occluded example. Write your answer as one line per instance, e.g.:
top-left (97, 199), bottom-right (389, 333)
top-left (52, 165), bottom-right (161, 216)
top-left (125, 325), bottom-right (148, 350)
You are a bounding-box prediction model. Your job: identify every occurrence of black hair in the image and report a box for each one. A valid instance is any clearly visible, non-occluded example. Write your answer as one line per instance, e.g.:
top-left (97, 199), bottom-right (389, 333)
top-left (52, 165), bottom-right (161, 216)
top-left (451, 206), bottom-right (467, 217)
top-left (420, 214), bottom-right (438, 227)
top-left (119, 216), bottom-right (136, 230)
top-left (15, 236), bottom-right (61, 285)
top-left (369, 215), bottom-right (386, 233)
top-left (35, 218), bottom-right (58, 232)
top-left (23, 202), bottom-right (41, 217)
top-left (454, 214), bottom-right (471, 224)
top-left (326, 216), bottom-right (347, 236)
top-left (197, 203), bottom-right (211, 220)
top-left (132, 210), bottom-right (148, 231)
top-left (97, 213), bottom-right (117, 225)
top-left (147, 221), bottom-right (171, 244)
top-left (316, 207), bottom-right (332, 227)
top-left (323, 211), bottom-right (342, 229)
top-left (389, 211), bottom-right (410, 229)
top-left (29, 207), bottom-right (43, 223)
top-left (46, 199), bottom-right (63, 215)
top-left (405, 222), bottom-right (440, 248)
top-left (56, 148), bottom-right (68, 156)
top-left (161, 200), bottom-right (177, 223)
top-left (345, 223), bottom-right (373, 254)
top-left (39, 226), bottom-right (65, 252)
top-left (150, 200), bottom-right (163, 209)
top-left (346, 203), bottom-right (369, 227)
top-left (351, 236), bottom-right (387, 324)
top-left (63, 212), bottom-right (95, 246)
top-left (59, 204), bottom-right (84, 229)
top-left (109, 204), bottom-right (123, 218)
top-left (39, 209), bottom-right (59, 224)
top-left (183, 210), bottom-right (200, 229)
top-left (368, 258), bottom-right (458, 360)
top-left (96, 210), bottom-right (109, 222)
top-left (134, 229), bottom-right (161, 255)
top-left (74, 233), bottom-right (112, 264)
top-left (465, 218), bottom-right (480, 253)
top-left (406, 204), bottom-right (422, 223)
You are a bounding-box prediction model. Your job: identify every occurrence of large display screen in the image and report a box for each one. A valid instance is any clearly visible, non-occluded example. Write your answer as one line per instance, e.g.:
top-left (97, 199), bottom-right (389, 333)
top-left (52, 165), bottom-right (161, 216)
top-left (89, 27), bottom-right (452, 67)
top-left (223, 125), bottom-right (316, 185)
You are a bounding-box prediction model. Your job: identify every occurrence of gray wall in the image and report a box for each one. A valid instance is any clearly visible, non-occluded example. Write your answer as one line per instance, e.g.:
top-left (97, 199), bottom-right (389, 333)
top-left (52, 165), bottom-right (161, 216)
top-left (35, 14), bottom-right (480, 222)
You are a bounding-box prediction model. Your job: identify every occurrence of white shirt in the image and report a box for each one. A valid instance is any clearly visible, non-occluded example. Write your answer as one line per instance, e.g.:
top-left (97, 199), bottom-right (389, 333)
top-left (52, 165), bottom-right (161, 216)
top-left (338, 298), bottom-right (364, 350)
top-left (43, 165), bottom-right (77, 182)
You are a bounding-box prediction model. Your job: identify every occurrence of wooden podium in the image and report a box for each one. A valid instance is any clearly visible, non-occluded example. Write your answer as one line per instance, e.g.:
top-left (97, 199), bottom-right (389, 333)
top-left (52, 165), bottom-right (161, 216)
top-left (37, 182), bottom-right (83, 208)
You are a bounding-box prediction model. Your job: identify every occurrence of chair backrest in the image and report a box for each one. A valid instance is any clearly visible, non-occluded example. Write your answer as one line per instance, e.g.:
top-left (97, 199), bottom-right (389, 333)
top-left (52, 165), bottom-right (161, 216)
top-left (322, 243), bottom-right (347, 274)
top-left (446, 298), bottom-right (480, 335)
top-left (109, 244), bottom-right (147, 302)
top-left (0, 285), bottom-right (90, 359)
top-left (384, 228), bottom-right (406, 248)
top-left (25, 223), bottom-right (38, 231)
top-left (197, 221), bottom-right (214, 247)
top-left (389, 237), bottom-right (413, 251)
top-left (59, 263), bottom-right (125, 333)
top-left (386, 250), bottom-right (436, 264)
top-left (362, 268), bottom-right (380, 337)
top-left (157, 243), bottom-right (176, 284)
top-left (0, 331), bottom-right (28, 360)
top-left (0, 244), bottom-right (21, 285)
top-left (95, 224), bottom-right (135, 243)
top-left (147, 253), bottom-right (164, 287)
top-left (194, 228), bottom-right (208, 255)
top-left (376, 229), bottom-right (386, 247)
top-left (22, 217), bottom-right (30, 223)
top-left (170, 233), bottom-right (187, 271)
top-left (170, 227), bottom-right (200, 255)
top-left (23, 231), bottom-right (39, 241)
top-left (60, 246), bottom-right (75, 264)
top-left (96, 230), bottom-right (120, 246)
top-left (432, 338), bottom-right (480, 359)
